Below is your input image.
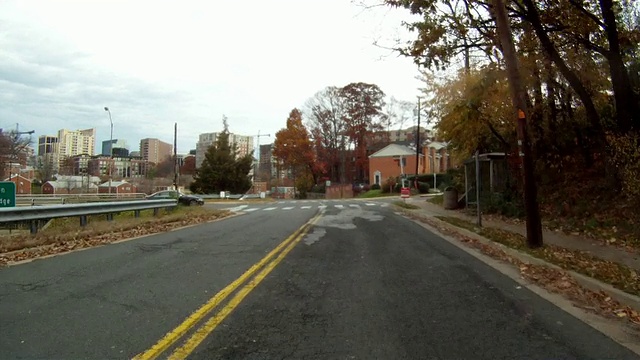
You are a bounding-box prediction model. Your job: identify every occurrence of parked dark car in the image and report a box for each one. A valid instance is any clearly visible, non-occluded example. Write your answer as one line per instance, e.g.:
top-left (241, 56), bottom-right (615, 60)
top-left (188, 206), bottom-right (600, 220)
top-left (145, 190), bottom-right (204, 206)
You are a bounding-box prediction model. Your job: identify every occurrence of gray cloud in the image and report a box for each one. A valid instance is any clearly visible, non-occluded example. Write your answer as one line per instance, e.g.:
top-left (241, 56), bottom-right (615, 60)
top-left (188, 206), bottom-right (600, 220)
top-left (0, 20), bottom-right (186, 150)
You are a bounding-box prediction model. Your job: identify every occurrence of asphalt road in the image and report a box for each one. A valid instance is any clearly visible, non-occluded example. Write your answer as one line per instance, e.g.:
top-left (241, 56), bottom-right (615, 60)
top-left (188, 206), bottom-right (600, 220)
top-left (0, 199), bottom-right (637, 359)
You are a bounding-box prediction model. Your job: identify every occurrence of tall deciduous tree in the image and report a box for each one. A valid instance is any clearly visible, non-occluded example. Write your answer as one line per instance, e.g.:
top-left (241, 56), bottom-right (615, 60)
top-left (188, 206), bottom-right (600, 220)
top-left (154, 156), bottom-right (175, 178)
top-left (0, 130), bottom-right (32, 179)
top-left (180, 156), bottom-right (196, 175)
top-left (36, 154), bottom-right (56, 183)
top-left (340, 82), bottom-right (387, 181)
top-left (432, 66), bottom-right (514, 162)
top-left (190, 117), bottom-right (253, 194)
top-left (273, 109), bottom-right (318, 195)
top-left (305, 86), bottom-right (346, 182)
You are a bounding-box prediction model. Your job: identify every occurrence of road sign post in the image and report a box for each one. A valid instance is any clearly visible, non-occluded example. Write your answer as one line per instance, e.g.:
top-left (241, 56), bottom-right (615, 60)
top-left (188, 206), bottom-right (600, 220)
top-left (0, 181), bottom-right (16, 207)
top-left (400, 187), bottom-right (410, 201)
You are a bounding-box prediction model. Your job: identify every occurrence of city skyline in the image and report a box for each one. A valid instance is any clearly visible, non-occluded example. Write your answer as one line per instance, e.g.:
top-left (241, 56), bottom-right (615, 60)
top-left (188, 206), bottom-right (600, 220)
top-left (0, 1), bottom-right (423, 156)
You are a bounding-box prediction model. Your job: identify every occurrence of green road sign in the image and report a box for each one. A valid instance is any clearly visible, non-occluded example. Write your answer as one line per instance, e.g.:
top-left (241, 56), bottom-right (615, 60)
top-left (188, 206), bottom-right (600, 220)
top-left (0, 181), bottom-right (16, 207)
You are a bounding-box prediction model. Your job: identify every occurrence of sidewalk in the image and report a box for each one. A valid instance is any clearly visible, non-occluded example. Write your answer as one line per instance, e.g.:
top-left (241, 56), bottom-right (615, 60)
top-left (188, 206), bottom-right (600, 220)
top-left (408, 197), bottom-right (640, 273)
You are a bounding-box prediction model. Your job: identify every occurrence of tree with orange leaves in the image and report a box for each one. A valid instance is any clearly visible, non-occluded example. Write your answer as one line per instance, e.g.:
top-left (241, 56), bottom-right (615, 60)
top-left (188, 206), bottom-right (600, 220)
top-left (273, 108), bottom-right (319, 196)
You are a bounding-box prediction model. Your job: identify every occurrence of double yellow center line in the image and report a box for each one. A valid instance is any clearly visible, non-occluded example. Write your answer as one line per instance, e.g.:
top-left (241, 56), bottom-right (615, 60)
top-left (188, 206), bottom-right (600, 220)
top-left (133, 213), bottom-right (321, 360)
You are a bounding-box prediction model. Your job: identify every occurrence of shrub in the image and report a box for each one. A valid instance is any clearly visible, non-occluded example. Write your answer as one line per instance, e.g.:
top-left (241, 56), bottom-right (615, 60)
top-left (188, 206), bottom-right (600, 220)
top-left (382, 177), bottom-right (397, 193)
top-left (417, 181), bottom-right (430, 194)
top-left (371, 183), bottom-right (381, 190)
top-left (608, 132), bottom-right (640, 201)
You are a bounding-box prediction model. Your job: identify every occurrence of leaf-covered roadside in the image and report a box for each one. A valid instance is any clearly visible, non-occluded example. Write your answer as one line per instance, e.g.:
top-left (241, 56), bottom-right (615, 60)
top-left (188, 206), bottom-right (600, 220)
top-left (402, 211), bottom-right (640, 327)
top-left (0, 208), bottom-right (231, 267)
top-left (435, 216), bottom-right (640, 297)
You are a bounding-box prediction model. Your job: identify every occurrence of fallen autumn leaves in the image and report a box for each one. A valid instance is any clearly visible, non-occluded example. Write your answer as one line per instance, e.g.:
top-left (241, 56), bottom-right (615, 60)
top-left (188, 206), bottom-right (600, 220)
top-left (402, 211), bottom-right (640, 328)
top-left (435, 215), bottom-right (640, 297)
top-left (0, 207), bottom-right (231, 267)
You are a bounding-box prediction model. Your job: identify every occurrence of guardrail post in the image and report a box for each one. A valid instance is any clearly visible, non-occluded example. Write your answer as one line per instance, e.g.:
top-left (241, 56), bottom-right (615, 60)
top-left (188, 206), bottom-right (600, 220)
top-left (153, 208), bottom-right (160, 216)
top-left (80, 215), bottom-right (88, 227)
top-left (106, 213), bottom-right (113, 221)
top-left (134, 210), bottom-right (140, 218)
top-left (30, 220), bottom-right (38, 234)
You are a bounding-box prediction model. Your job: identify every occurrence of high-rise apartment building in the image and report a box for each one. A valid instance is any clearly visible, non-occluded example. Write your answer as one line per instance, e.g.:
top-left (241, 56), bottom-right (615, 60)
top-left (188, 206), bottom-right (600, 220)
top-left (37, 129), bottom-right (95, 173)
top-left (257, 143), bottom-right (275, 181)
top-left (57, 128), bottom-right (96, 157)
top-left (140, 138), bottom-right (172, 164)
top-left (38, 136), bottom-right (59, 156)
top-left (195, 132), bottom-right (254, 168)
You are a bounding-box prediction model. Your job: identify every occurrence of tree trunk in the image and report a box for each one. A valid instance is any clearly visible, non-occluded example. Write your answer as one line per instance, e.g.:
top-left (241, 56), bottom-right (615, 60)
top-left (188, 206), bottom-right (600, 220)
top-left (492, 0), bottom-right (544, 248)
top-left (521, 0), bottom-right (604, 144)
top-left (599, 0), bottom-right (640, 132)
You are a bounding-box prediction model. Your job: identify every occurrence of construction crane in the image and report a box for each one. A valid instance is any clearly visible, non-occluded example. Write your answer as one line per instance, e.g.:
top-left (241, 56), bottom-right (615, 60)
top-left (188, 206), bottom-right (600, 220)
top-left (11, 123), bottom-right (35, 140)
top-left (252, 131), bottom-right (271, 163)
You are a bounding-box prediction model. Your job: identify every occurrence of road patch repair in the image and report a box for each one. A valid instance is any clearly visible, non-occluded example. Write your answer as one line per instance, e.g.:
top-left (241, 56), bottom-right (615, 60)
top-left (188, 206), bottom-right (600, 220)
top-left (0, 207), bottom-right (233, 267)
top-left (395, 204), bottom-right (640, 356)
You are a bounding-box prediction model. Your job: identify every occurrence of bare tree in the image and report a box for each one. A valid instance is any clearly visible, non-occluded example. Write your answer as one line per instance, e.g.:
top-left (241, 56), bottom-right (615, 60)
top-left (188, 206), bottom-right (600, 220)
top-left (36, 154), bottom-right (56, 182)
top-left (384, 96), bottom-right (416, 131)
top-left (304, 86), bottom-right (348, 182)
top-left (0, 130), bottom-right (32, 179)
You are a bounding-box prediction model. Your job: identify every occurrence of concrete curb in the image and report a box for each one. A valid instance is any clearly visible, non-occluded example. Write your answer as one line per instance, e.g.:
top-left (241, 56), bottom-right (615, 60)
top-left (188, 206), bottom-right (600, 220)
top-left (402, 211), bottom-right (640, 356)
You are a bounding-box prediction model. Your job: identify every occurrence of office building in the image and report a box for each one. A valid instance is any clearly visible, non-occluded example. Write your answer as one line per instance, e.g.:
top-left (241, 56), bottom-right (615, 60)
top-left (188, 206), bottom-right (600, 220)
top-left (102, 139), bottom-right (129, 156)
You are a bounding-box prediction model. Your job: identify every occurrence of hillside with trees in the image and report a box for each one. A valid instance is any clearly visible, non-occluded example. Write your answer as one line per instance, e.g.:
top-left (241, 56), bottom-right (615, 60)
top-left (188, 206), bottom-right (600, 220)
top-left (379, 0), bottom-right (640, 246)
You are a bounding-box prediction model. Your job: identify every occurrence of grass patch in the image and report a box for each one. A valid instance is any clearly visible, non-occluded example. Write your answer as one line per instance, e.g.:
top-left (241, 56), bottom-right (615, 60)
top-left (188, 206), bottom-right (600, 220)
top-left (428, 194), bottom-right (443, 205)
top-left (435, 216), bottom-right (640, 297)
top-left (357, 189), bottom-right (387, 198)
top-left (393, 201), bottom-right (420, 209)
top-left (0, 206), bottom-right (230, 254)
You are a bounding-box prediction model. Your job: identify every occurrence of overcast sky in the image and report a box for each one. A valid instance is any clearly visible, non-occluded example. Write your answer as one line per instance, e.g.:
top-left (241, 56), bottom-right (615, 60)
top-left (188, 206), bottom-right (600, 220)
top-left (0, 0), bottom-right (423, 154)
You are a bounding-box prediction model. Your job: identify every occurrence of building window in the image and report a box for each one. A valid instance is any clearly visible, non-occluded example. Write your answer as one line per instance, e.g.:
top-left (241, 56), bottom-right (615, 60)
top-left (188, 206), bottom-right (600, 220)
top-left (374, 171), bottom-right (381, 185)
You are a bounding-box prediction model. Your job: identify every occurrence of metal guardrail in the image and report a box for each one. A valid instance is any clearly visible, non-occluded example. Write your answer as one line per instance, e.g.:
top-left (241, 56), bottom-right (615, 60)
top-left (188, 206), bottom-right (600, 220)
top-left (0, 199), bottom-right (177, 234)
top-left (15, 193), bottom-right (147, 207)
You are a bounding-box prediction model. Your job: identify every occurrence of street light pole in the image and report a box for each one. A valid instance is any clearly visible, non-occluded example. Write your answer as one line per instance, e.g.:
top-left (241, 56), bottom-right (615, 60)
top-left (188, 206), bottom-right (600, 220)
top-left (104, 107), bottom-right (113, 194)
top-left (415, 97), bottom-right (421, 189)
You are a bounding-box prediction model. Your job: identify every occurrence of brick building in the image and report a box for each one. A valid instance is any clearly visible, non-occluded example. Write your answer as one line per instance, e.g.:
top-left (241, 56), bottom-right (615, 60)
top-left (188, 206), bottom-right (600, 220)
top-left (368, 144), bottom-right (424, 186)
top-left (4, 174), bottom-right (31, 194)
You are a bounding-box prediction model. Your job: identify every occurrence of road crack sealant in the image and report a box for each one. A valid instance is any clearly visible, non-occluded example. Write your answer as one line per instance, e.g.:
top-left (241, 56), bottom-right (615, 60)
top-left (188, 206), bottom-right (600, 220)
top-left (303, 209), bottom-right (384, 245)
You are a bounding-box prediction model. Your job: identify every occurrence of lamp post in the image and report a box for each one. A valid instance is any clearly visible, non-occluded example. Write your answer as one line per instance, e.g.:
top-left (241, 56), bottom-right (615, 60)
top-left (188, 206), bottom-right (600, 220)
top-left (414, 96), bottom-right (422, 189)
top-left (104, 107), bottom-right (113, 194)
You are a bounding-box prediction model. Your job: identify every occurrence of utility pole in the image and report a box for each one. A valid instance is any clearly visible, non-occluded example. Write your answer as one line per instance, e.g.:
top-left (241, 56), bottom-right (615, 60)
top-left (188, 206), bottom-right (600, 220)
top-left (492, 0), bottom-right (543, 248)
top-left (415, 97), bottom-right (421, 189)
top-left (173, 123), bottom-right (178, 191)
top-left (104, 107), bottom-right (113, 194)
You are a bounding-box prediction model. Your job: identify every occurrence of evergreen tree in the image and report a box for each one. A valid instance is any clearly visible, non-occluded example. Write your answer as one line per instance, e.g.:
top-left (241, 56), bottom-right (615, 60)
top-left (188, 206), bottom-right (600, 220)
top-left (190, 116), bottom-right (253, 194)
